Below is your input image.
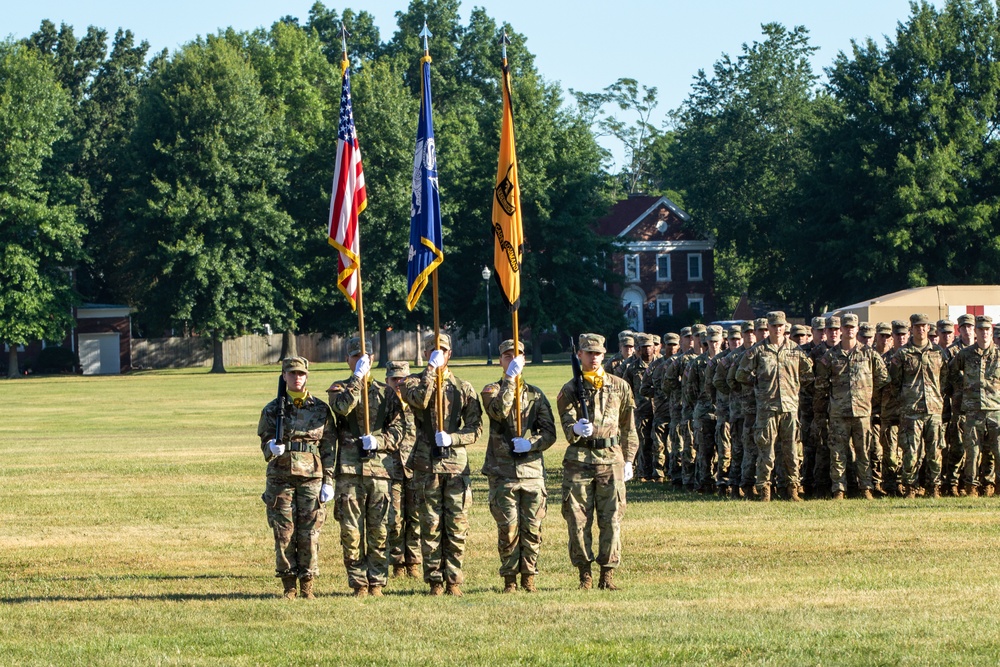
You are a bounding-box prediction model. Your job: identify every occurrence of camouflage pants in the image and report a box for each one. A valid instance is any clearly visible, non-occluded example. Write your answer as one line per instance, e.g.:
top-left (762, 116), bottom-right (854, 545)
top-left (811, 415), bottom-right (832, 494)
top-left (488, 476), bottom-right (547, 576)
top-left (648, 408), bottom-right (670, 479)
top-left (681, 417), bottom-right (697, 486)
top-left (900, 414), bottom-right (943, 489)
top-left (715, 414), bottom-right (732, 487)
top-left (962, 411), bottom-right (1000, 488)
top-left (868, 419), bottom-right (882, 488)
top-left (755, 412), bottom-right (800, 490)
top-left (334, 474), bottom-right (390, 588)
top-left (263, 475), bottom-right (326, 579)
top-left (800, 409), bottom-right (815, 492)
top-left (389, 477), bottom-right (422, 567)
top-left (880, 420), bottom-right (902, 490)
top-left (729, 416), bottom-right (745, 488)
top-left (694, 417), bottom-right (717, 491)
top-left (562, 462), bottom-right (625, 569)
top-left (943, 414), bottom-right (967, 487)
top-left (417, 471), bottom-right (472, 585)
top-left (633, 403), bottom-right (654, 479)
top-left (741, 410), bottom-right (759, 488)
top-left (829, 415), bottom-right (873, 493)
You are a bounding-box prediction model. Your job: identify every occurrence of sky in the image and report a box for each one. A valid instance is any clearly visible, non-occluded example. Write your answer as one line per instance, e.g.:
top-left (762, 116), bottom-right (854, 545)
top-left (5, 0), bottom-right (920, 169)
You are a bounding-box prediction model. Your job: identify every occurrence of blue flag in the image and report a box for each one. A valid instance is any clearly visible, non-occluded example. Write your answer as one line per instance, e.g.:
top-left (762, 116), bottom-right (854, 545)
top-left (406, 55), bottom-right (444, 311)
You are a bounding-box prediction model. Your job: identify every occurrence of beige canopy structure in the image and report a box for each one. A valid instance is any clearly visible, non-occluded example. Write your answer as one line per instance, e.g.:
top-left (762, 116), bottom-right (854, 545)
top-left (827, 285), bottom-right (1000, 324)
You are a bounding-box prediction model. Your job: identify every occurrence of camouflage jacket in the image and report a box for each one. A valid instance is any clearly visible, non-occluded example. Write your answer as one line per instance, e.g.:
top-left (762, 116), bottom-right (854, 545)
top-left (327, 376), bottom-right (405, 479)
top-left (400, 367), bottom-right (484, 475)
top-left (814, 343), bottom-right (889, 418)
top-left (947, 340), bottom-right (969, 415)
top-left (810, 342), bottom-right (836, 418)
top-left (677, 352), bottom-right (702, 420)
top-left (603, 353), bottom-right (630, 378)
top-left (878, 349), bottom-right (902, 421)
top-left (726, 346), bottom-right (757, 418)
top-left (736, 337), bottom-right (813, 418)
top-left (557, 373), bottom-right (639, 467)
top-left (258, 391), bottom-right (337, 485)
top-left (641, 354), bottom-right (672, 418)
top-left (662, 352), bottom-right (688, 419)
top-left (481, 376), bottom-right (557, 479)
top-left (621, 356), bottom-right (651, 411)
top-left (707, 349), bottom-right (730, 421)
top-left (949, 343), bottom-right (1000, 413)
top-left (714, 349), bottom-right (740, 423)
top-left (887, 342), bottom-right (949, 416)
top-left (389, 402), bottom-right (417, 481)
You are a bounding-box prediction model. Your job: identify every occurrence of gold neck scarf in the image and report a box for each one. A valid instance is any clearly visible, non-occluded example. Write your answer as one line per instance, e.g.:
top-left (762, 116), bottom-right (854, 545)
top-left (582, 367), bottom-right (605, 390)
top-left (287, 389), bottom-right (309, 408)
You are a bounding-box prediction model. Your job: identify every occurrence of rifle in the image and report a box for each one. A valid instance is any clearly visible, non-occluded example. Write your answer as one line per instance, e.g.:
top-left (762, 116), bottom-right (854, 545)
top-left (570, 338), bottom-right (591, 423)
top-left (274, 374), bottom-right (287, 453)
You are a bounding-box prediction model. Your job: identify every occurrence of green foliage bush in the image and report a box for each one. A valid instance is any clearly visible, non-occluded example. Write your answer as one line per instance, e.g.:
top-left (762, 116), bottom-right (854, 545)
top-left (34, 346), bottom-right (79, 373)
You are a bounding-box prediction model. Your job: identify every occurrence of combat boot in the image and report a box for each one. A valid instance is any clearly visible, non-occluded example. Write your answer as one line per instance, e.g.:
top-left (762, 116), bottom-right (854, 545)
top-left (299, 577), bottom-right (315, 600)
top-left (578, 565), bottom-right (593, 590)
top-left (281, 575), bottom-right (298, 600)
top-left (368, 585), bottom-right (383, 598)
top-left (742, 484), bottom-right (756, 500)
top-left (392, 564), bottom-right (405, 578)
top-left (502, 575), bottom-right (518, 594)
top-left (873, 483), bottom-right (887, 498)
top-left (758, 486), bottom-right (771, 502)
top-left (904, 486), bottom-right (918, 499)
top-left (406, 564), bottom-right (420, 578)
top-left (985, 483), bottom-right (995, 497)
top-left (351, 584), bottom-right (368, 599)
top-left (445, 583), bottom-right (463, 597)
top-left (862, 489), bottom-right (874, 500)
top-left (966, 483), bottom-right (979, 498)
top-left (429, 582), bottom-right (444, 596)
top-left (895, 483), bottom-right (906, 497)
top-left (787, 486), bottom-right (802, 502)
top-left (521, 573), bottom-right (536, 593)
top-left (832, 491), bottom-right (845, 501)
top-left (597, 567), bottom-right (618, 591)
top-left (930, 486), bottom-right (941, 499)
top-left (949, 484), bottom-right (960, 498)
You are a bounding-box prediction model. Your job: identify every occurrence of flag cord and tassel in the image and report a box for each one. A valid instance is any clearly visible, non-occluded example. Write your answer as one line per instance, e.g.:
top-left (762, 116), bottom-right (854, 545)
top-left (432, 272), bottom-right (444, 433)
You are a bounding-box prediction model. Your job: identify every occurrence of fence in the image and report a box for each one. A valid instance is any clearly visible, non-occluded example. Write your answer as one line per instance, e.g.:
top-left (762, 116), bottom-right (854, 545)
top-left (131, 328), bottom-right (500, 369)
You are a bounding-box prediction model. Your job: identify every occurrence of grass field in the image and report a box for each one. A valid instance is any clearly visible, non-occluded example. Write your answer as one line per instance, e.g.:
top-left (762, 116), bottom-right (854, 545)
top-left (3, 360), bottom-right (1000, 666)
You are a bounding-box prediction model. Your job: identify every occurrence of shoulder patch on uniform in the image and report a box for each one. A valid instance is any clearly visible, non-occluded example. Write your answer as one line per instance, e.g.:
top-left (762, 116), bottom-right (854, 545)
top-left (327, 382), bottom-right (345, 392)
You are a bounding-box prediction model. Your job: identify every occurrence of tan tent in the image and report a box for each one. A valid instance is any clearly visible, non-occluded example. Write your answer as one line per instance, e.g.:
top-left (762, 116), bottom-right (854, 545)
top-left (827, 285), bottom-right (1000, 324)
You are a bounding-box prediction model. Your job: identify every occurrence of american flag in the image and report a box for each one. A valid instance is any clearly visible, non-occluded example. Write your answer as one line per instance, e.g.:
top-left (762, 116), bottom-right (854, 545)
top-left (327, 63), bottom-right (367, 311)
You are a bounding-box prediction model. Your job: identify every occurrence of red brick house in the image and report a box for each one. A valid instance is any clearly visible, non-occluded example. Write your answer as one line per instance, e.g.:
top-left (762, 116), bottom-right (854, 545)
top-left (596, 195), bottom-right (715, 331)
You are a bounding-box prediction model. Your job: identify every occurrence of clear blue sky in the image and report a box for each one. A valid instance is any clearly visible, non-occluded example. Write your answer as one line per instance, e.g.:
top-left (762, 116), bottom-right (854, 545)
top-left (5, 0), bottom-right (920, 168)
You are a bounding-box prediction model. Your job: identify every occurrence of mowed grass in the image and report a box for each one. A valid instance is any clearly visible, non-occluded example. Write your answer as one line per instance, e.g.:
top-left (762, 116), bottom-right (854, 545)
top-left (2, 360), bottom-right (1000, 666)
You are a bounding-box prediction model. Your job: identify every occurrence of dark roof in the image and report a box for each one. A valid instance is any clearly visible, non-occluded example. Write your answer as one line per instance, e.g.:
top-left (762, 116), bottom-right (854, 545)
top-left (596, 194), bottom-right (696, 241)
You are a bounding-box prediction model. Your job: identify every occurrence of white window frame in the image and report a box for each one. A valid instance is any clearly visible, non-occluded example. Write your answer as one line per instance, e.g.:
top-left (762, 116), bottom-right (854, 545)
top-left (657, 296), bottom-right (673, 317)
top-left (624, 254), bottom-right (640, 283)
top-left (656, 253), bottom-right (671, 282)
top-left (687, 295), bottom-right (704, 315)
top-left (687, 252), bottom-right (703, 281)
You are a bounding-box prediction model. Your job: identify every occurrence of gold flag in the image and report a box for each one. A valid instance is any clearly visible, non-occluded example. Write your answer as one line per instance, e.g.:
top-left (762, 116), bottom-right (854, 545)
top-left (492, 60), bottom-right (523, 311)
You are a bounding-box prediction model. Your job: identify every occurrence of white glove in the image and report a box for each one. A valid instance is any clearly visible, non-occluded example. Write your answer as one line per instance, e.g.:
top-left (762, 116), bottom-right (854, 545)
top-left (361, 434), bottom-right (378, 451)
top-left (428, 350), bottom-right (446, 369)
top-left (505, 355), bottom-right (525, 378)
top-left (624, 462), bottom-right (634, 482)
top-left (512, 437), bottom-right (531, 454)
top-left (435, 431), bottom-right (452, 448)
top-left (268, 439), bottom-right (285, 457)
top-left (353, 355), bottom-right (371, 379)
top-left (320, 483), bottom-right (334, 503)
top-left (572, 419), bottom-right (594, 438)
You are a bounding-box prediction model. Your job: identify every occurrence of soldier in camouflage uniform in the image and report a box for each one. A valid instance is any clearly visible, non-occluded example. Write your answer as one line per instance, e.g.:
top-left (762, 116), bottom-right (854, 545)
top-left (481, 340), bottom-right (557, 593)
top-left (400, 333), bottom-right (484, 596)
top-left (604, 331), bottom-right (635, 377)
top-left (258, 356), bottom-right (337, 600)
top-left (736, 311), bottom-right (813, 502)
top-left (641, 332), bottom-right (679, 482)
top-left (623, 333), bottom-right (656, 481)
top-left (868, 322), bottom-right (894, 495)
top-left (557, 333), bottom-right (639, 591)
top-left (384, 361), bottom-right (421, 579)
top-left (948, 315), bottom-right (1000, 497)
top-left (723, 322), bottom-right (756, 497)
top-left (664, 328), bottom-right (694, 486)
top-left (878, 321), bottom-right (909, 495)
top-left (814, 314), bottom-right (889, 500)
top-left (690, 326), bottom-right (724, 493)
top-left (799, 316), bottom-right (826, 494)
top-left (887, 314), bottom-right (950, 498)
top-left (713, 326), bottom-right (742, 496)
top-left (327, 337), bottom-right (405, 597)
top-left (943, 314), bottom-right (973, 494)
top-left (676, 324), bottom-right (707, 490)
top-left (809, 316), bottom-right (841, 497)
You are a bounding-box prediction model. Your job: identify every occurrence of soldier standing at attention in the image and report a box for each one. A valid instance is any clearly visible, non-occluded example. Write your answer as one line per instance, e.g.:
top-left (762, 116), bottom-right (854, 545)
top-left (400, 333), bottom-right (483, 596)
top-left (604, 331), bottom-right (635, 376)
top-left (691, 325), bottom-right (724, 493)
top-left (949, 316), bottom-right (1000, 498)
top-left (557, 333), bottom-right (639, 591)
top-left (481, 340), bottom-right (557, 593)
top-left (814, 314), bottom-right (889, 500)
top-left (623, 333), bottom-right (655, 481)
top-left (736, 312), bottom-right (813, 502)
top-left (641, 332), bottom-right (679, 483)
top-left (724, 322), bottom-right (756, 497)
top-left (869, 322), bottom-right (894, 495)
top-left (327, 337), bottom-right (405, 598)
top-left (384, 361), bottom-right (421, 579)
top-left (664, 328), bottom-right (694, 486)
top-left (943, 314), bottom-right (973, 494)
top-left (678, 324), bottom-right (707, 490)
top-left (258, 356), bottom-right (337, 600)
top-left (888, 314), bottom-right (950, 498)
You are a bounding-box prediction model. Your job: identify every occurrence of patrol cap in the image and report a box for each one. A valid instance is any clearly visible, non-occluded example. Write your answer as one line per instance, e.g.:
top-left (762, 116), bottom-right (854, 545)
top-left (663, 333), bottom-right (680, 345)
top-left (722, 329), bottom-right (729, 340)
top-left (347, 336), bottom-right (373, 357)
top-left (578, 333), bottom-right (606, 353)
top-left (859, 322), bottom-right (875, 338)
top-left (825, 316), bottom-right (841, 329)
top-left (790, 324), bottom-right (809, 336)
top-left (423, 332), bottom-right (452, 350)
top-left (876, 322), bottom-right (892, 335)
top-left (976, 315), bottom-right (994, 329)
top-left (649, 334), bottom-right (661, 345)
top-left (754, 317), bottom-right (768, 330)
top-left (728, 326), bottom-right (743, 339)
top-left (282, 356), bottom-right (309, 373)
top-left (741, 321), bottom-right (754, 333)
top-left (929, 323), bottom-right (938, 335)
top-left (958, 314), bottom-right (976, 327)
top-left (680, 326), bottom-right (693, 338)
top-left (691, 324), bottom-right (707, 336)
top-left (499, 339), bottom-right (525, 354)
top-left (767, 311), bottom-right (787, 326)
top-left (634, 333), bottom-right (654, 347)
top-left (937, 317), bottom-right (955, 331)
top-left (618, 329), bottom-right (635, 341)
top-left (892, 320), bottom-right (909, 334)
top-left (841, 313), bottom-right (859, 327)
top-left (811, 316), bottom-right (826, 329)
top-left (619, 334), bottom-right (635, 347)
top-left (385, 360), bottom-right (410, 378)
top-left (910, 313), bottom-right (931, 325)
top-left (706, 325), bottom-right (724, 341)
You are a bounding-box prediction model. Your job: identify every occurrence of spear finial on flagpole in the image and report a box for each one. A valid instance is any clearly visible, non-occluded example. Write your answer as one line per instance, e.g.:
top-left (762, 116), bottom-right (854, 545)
top-left (340, 22), bottom-right (350, 64)
top-left (420, 16), bottom-right (432, 57)
top-left (500, 28), bottom-right (510, 63)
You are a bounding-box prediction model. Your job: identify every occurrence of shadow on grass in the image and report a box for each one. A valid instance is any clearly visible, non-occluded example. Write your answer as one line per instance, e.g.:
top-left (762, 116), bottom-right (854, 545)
top-left (1, 591), bottom-right (279, 605)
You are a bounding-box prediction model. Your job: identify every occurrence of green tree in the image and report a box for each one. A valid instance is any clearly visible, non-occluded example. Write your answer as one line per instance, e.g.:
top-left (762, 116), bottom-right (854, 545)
top-left (123, 35), bottom-right (293, 372)
top-left (0, 41), bottom-right (83, 377)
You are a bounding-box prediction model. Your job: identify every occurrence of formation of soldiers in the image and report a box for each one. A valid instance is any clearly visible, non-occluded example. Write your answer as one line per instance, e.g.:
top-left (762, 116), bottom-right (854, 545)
top-left (610, 311), bottom-right (1000, 502)
top-left (257, 332), bottom-right (637, 598)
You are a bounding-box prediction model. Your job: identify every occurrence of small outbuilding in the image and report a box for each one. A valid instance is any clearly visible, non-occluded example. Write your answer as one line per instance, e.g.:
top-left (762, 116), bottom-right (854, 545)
top-left (74, 304), bottom-right (133, 375)
top-left (828, 285), bottom-right (1000, 325)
